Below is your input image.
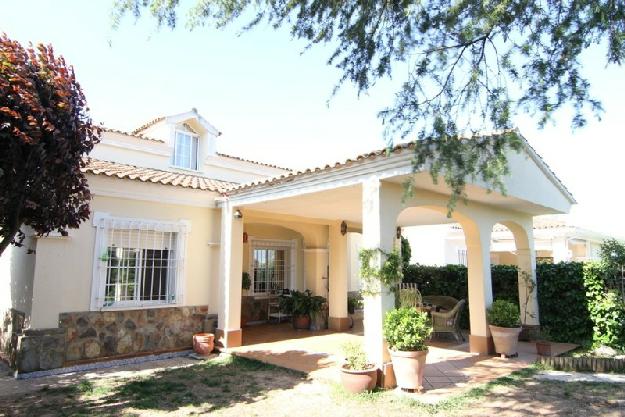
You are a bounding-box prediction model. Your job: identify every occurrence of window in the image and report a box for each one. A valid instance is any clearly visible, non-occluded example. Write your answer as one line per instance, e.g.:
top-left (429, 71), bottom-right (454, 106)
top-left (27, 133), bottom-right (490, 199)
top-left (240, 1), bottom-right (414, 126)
top-left (92, 214), bottom-right (189, 309)
top-left (249, 238), bottom-right (296, 295)
top-left (253, 248), bottom-right (289, 294)
top-left (173, 131), bottom-right (198, 170)
top-left (457, 249), bottom-right (468, 266)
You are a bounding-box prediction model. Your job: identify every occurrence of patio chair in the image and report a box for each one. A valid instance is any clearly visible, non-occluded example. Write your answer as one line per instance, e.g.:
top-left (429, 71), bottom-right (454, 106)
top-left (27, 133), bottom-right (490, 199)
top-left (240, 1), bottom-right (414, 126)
top-left (422, 296), bottom-right (466, 343)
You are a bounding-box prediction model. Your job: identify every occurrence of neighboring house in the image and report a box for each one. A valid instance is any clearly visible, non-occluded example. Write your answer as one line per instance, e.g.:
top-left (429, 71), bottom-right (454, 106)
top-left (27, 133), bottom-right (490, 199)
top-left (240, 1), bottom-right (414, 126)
top-left (0, 112), bottom-right (576, 376)
top-left (404, 216), bottom-right (613, 267)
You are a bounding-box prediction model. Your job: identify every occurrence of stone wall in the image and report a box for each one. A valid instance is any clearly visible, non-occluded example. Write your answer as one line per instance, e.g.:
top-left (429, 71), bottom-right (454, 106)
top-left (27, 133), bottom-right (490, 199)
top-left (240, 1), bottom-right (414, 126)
top-left (12, 305), bottom-right (215, 373)
top-left (0, 308), bottom-right (26, 368)
top-left (15, 328), bottom-right (65, 372)
top-left (59, 306), bottom-right (211, 363)
top-left (241, 296), bottom-right (270, 325)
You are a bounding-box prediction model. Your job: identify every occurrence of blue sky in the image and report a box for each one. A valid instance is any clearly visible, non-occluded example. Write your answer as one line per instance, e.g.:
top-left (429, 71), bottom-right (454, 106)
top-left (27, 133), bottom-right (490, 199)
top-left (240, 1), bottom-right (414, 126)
top-left (2, 1), bottom-right (624, 237)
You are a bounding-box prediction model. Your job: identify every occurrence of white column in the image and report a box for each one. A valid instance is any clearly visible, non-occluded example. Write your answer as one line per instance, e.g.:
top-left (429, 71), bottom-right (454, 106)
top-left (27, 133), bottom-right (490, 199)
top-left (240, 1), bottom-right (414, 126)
top-left (464, 220), bottom-right (494, 354)
top-left (217, 203), bottom-right (244, 348)
top-left (328, 223), bottom-right (349, 330)
top-left (361, 178), bottom-right (400, 367)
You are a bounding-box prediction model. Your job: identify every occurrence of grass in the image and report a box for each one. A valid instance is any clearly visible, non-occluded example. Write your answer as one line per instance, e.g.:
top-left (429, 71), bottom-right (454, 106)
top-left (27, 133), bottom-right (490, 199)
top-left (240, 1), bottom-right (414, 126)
top-left (3, 355), bottom-right (625, 417)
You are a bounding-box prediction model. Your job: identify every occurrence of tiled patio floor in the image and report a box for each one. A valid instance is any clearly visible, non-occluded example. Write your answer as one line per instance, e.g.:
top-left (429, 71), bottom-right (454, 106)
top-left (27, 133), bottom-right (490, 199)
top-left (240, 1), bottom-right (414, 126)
top-left (230, 320), bottom-right (577, 403)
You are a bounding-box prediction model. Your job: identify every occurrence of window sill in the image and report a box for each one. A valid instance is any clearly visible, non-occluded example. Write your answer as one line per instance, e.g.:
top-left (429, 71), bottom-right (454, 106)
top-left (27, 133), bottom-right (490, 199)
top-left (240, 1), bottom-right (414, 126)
top-left (96, 302), bottom-right (178, 311)
top-left (169, 165), bottom-right (202, 174)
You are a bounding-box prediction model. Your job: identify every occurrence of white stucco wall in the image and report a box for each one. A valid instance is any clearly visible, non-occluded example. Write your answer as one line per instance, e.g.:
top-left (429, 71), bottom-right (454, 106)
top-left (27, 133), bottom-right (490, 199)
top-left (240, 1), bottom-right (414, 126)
top-left (0, 237), bottom-right (36, 319)
top-left (28, 194), bottom-right (222, 329)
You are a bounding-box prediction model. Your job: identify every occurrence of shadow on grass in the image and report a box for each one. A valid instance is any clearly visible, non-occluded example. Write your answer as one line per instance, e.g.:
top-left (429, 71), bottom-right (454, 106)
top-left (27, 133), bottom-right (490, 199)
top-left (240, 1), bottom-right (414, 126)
top-left (1, 355), bottom-right (309, 417)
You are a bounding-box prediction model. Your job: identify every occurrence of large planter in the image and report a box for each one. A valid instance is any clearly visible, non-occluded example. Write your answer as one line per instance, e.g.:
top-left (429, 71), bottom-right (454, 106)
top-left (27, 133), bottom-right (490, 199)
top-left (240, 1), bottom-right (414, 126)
top-left (293, 314), bottom-right (311, 330)
top-left (192, 333), bottom-right (215, 356)
top-left (340, 365), bottom-right (378, 393)
top-left (489, 325), bottom-right (521, 357)
top-left (389, 349), bottom-right (428, 391)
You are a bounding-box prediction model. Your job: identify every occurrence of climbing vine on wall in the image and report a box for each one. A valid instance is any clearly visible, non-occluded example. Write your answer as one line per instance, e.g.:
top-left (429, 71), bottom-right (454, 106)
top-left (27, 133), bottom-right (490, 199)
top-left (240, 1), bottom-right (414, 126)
top-left (359, 248), bottom-right (403, 296)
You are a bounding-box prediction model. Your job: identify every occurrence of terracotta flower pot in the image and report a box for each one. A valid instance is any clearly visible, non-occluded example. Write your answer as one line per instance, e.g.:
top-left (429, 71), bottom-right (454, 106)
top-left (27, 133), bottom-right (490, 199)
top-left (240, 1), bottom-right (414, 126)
top-left (536, 341), bottom-right (553, 356)
top-left (292, 314), bottom-right (311, 330)
top-left (193, 333), bottom-right (215, 356)
top-left (340, 365), bottom-right (378, 394)
top-left (489, 325), bottom-right (521, 357)
top-left (389, 349), bottom-right (428, 391)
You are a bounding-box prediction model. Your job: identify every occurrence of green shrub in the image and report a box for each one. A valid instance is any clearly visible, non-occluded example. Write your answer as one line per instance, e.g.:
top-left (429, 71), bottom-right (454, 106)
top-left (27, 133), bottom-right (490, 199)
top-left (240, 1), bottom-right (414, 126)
top-left (383, 307), bottom-right (432, 351)
top-left (347, 293), bottom-right (363, 314)
top-left (487, 299), bottom-right (520, 328)
top-left (583, 262), bottom-right (625, 350)
top-left (341, 341), bottom-right (371, 370)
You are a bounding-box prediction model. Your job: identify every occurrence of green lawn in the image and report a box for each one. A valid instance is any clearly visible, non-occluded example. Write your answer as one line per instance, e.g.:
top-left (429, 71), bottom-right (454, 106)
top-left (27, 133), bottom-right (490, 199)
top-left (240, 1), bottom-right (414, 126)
top-left (0, 355), bottom-right (624, 417)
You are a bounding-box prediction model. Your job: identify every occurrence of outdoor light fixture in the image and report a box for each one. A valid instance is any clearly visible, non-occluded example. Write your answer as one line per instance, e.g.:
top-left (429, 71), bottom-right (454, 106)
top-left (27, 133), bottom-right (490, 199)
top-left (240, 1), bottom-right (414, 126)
top-left (340, 221), bottom-right (348, 235)
top-left (233, 209), bottom-right (243, 219)
top-left (396, 226), bottom-right (402, 239)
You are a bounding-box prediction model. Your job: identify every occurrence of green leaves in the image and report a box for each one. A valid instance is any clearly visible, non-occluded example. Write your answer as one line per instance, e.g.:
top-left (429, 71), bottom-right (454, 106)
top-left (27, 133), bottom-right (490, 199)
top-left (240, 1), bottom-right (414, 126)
top-left (0, 34), bottom-right (99, 256)
top-left (383, 307), bottom-right (432, 351)
top-left (278, 289), bottom-right (326, 316)
top-left (359, 248), bottom-right (403, 296)
top-left (112, 1), bottom-right (624, 213)
top-left (487, 299), bottom-right (520, 328)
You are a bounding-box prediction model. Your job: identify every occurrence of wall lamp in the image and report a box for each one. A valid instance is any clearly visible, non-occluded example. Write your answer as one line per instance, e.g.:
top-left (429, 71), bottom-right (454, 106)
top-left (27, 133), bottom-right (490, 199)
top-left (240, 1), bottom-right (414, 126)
top-left (233, 209), bottom-right (243, 219)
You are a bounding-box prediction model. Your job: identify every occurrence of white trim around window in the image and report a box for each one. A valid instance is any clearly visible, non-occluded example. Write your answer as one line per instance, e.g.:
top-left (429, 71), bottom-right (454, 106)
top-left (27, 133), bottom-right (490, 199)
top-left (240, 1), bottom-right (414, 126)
top-left (248, 237), bottom-right (297, 296)
top-left (90, 212), bottom-right (191, 311)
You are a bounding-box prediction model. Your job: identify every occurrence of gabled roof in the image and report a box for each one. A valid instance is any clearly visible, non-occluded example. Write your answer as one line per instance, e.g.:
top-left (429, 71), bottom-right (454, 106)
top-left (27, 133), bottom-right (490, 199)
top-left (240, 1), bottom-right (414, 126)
top-left (224, 132), bottom-right (575, 204)
top-left (83, 158), bottom-right (236, 193)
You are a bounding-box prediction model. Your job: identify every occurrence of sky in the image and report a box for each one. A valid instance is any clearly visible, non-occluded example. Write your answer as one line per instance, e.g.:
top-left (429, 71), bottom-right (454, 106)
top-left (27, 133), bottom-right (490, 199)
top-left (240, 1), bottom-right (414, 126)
top-left (1, 1), bottom-right (624, 237)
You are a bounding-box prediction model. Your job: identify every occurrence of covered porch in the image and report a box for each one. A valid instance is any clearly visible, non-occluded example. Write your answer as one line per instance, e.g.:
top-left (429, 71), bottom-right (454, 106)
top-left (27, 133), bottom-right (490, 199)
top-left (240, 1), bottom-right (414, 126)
top-left (229, 319), bottom-right (576, 401)
top-left (215, 140), bottom-right (575, 381)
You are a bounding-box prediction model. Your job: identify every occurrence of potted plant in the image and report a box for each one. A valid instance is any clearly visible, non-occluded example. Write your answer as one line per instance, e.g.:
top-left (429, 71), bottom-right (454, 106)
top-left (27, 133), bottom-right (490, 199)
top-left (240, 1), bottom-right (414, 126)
top-left (487, 299), bottom-right (522, 357)
top-left (241, 272), bottom-right (251, 295)
top-left (383, 307), bottom-right (432, 391)
top-left (535, 328), bottom-right (554, 357)
top-left (339, 341), bottom-right (377, 393)
top-left (279, 290), bottom-right (326, 330)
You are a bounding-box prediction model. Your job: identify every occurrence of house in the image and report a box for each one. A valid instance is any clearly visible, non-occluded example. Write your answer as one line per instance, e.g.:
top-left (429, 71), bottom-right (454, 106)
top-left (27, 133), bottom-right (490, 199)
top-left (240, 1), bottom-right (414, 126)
top-left (0, 110), bottom-right (576, 377)
top-left (403, 216), bottom-right (612, 267)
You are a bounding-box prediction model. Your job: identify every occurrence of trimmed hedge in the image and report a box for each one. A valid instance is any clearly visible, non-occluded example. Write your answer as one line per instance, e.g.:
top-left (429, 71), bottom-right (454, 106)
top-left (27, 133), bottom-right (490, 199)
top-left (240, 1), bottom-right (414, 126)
top-left (403, 262), bottom-right (594, 343)
top-left (536, 262), bottom-right (592, 343)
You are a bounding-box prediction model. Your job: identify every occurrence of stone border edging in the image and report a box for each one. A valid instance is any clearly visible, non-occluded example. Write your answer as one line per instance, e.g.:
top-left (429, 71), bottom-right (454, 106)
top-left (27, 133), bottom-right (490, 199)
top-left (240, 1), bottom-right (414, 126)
top-left (14, 349), bottom-right (192, 380)
top-left (538, 355), bottom-right (625, 373)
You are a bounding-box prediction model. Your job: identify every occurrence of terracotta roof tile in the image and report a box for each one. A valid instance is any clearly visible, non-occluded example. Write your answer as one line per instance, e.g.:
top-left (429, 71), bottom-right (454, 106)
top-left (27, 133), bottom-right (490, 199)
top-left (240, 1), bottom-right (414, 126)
top-left (102, 127), bottom-right (165, 143)
top-left (132, 116), bottom-right (166, 135)
top-left (216, 152), bottom-right (291, 171)
top-left (83, 158), bottom-right (236, 193)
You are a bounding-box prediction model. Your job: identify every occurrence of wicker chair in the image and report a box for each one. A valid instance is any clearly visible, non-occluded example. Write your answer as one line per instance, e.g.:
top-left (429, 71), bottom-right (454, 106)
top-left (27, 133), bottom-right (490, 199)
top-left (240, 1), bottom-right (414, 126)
top-left (422, 296), bottom-right (466, 343)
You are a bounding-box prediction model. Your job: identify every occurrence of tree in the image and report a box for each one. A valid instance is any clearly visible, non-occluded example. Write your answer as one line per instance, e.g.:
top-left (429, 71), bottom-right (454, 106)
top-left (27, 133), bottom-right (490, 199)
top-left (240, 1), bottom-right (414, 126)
top-left (0, 34), bottom-right (100, 257)
top-left (600, 238), bottom-right (625, 272)
top-left (112, 1), bottom-right (624, 210)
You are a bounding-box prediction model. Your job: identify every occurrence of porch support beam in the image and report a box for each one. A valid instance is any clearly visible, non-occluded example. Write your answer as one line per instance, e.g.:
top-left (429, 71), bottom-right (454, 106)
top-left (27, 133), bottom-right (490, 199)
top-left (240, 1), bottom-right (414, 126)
top-left (465, 220), bottom-right (495, 354)
top-left (328, 223), bottom-right (349, 331)
top-left (361, 178), bottom-right (401, 369)
top-left (217, 203), bottom-right (244, 348)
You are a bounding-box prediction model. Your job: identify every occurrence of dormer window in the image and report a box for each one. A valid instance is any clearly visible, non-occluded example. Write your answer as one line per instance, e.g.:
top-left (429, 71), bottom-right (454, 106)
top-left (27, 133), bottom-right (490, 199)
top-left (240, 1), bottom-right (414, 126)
top-left (173, 130), bottom-right (199, 170)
